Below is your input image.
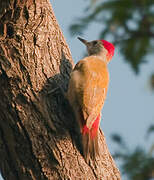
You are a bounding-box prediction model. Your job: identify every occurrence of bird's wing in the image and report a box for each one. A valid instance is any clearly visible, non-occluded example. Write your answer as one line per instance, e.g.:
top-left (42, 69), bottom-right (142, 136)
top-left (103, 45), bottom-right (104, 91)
top-left (73, 57), bottom-right (109, 129)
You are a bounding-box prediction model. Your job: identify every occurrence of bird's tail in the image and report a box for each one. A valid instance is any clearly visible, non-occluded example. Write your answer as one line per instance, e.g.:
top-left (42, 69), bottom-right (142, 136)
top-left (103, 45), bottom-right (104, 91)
top-left (82, 114), bottom-right (100, 163)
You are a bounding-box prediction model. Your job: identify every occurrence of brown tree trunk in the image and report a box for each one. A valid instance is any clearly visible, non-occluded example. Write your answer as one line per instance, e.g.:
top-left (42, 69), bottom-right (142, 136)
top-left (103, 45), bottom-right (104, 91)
top-left (0, 0), bottom-right (121, 179)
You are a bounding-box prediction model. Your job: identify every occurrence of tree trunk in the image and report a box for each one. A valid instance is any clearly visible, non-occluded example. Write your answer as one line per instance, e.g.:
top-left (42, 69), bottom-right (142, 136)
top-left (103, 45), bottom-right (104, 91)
top-left (0, 0), bottom-right (121, 179)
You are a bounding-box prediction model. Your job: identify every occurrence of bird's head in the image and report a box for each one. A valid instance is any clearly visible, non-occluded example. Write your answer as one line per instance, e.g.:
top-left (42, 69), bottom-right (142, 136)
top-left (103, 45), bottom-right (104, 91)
top-left (78, 37), bottom-right (115, 62)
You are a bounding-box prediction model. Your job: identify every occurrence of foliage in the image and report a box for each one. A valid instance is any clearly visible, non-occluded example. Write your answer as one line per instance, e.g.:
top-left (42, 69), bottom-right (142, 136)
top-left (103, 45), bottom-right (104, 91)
top-left (69, 0), bottom-right (154, 73)
top-left (111, 124), bottom-right (154, 180)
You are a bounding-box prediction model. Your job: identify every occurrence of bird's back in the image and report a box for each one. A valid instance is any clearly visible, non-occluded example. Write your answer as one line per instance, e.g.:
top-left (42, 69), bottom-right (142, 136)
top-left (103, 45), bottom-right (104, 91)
top-left (68, 56), bottom-right (109, 125)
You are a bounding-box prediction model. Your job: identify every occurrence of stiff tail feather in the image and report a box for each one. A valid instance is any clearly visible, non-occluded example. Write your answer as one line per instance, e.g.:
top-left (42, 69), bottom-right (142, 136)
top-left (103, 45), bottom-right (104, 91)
top-left (82, 114), bottom-right (100, 163)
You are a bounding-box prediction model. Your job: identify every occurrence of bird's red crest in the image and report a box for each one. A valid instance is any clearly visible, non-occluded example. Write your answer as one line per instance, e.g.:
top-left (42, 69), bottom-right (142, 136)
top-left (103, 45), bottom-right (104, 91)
top-left (101, 40), bottom-right (115, 61)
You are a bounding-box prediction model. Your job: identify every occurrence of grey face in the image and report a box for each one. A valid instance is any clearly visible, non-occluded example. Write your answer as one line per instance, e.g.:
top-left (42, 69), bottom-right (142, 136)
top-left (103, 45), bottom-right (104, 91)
top-left (87, 40), bottom-right (103, 55)
top-left (77, 37), bottom-right (103, 56)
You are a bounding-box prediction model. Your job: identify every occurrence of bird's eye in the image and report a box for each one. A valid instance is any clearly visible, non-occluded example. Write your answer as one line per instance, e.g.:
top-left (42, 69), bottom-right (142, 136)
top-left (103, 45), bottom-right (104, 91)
top-left (92, 41), bottom-right (98, 46)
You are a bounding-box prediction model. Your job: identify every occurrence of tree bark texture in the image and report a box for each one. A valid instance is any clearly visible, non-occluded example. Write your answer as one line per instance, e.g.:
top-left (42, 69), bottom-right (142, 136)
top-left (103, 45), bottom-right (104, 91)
top-left (0, 0), bottom-right (121, 179)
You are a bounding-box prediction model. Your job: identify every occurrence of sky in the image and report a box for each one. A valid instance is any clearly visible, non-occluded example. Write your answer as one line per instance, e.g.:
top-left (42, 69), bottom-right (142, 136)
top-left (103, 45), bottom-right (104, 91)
top-left (0, 0), bottom-right (154, 179)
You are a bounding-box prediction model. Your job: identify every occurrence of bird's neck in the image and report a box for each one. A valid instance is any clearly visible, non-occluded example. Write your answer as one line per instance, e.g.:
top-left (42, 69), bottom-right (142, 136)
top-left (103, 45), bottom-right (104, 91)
top-left (88, 54), bottom-right (108, 64)
top-left (88, 49), bottom-right (108, 63)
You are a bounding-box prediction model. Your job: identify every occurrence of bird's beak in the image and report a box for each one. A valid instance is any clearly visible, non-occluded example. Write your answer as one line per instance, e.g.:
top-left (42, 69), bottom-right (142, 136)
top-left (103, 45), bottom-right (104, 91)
top-left (77, 37), bottom-right (88, 46)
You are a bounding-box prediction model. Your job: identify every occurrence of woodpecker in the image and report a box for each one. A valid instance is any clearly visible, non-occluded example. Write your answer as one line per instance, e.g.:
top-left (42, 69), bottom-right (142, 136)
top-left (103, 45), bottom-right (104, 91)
top-left (67, 37), bottom-right (115, 162)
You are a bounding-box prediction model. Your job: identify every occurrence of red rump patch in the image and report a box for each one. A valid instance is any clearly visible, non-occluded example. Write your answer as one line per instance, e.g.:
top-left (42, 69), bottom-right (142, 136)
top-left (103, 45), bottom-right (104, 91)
top-left (82, 125), bottom-right (89, 135)
top-left (82, 114), bottom-right (101, 139)
top-left (90, 114), bottom-right (100, 139)
top-left (101, 40), bottom-right (115, 59)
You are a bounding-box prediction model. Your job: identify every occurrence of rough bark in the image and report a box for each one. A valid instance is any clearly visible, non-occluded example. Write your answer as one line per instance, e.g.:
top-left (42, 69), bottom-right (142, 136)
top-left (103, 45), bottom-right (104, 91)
top-left (0, 0), bottom-right (121, 179)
